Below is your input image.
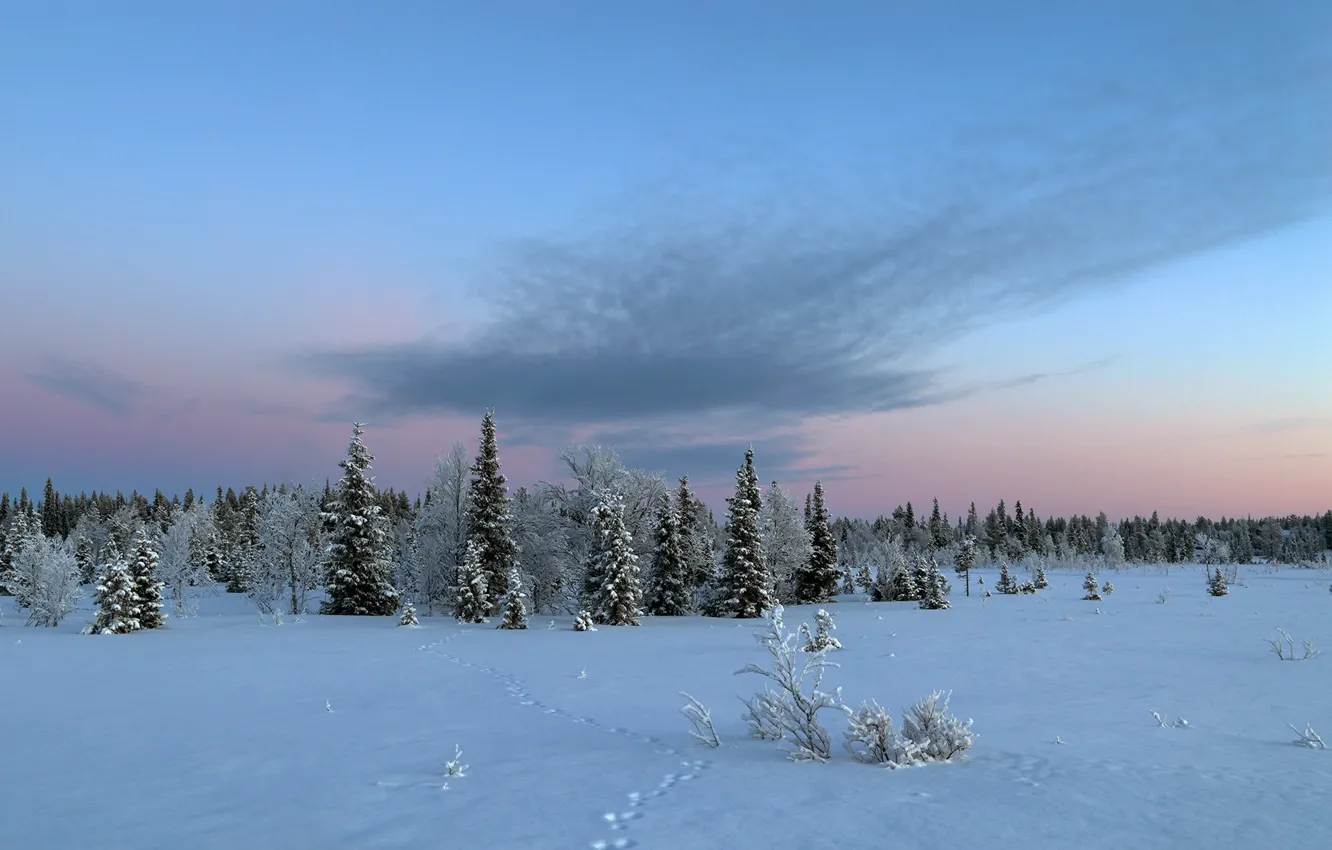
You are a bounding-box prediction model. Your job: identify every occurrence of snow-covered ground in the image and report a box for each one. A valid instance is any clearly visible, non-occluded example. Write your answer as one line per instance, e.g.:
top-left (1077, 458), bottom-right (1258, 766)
top-left (3, 565), bottom-right (1329, 850)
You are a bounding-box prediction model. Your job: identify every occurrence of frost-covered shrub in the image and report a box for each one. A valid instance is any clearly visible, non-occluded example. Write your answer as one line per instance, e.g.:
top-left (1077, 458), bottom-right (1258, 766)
top-left (1017, 581), bottom-right (1036, 595)
top-left (740, 687), bottom-right (785, 740)
top-left (842, 691), bottom-right (975, 767)
top-left (573, 610), bottom-right (597, 632)
top-left (1101, 580), bottom-right (1114, 595)
top-left (14, 536), bottom-right (84, 627)
top-left (735, 605), bottom-right (842, 762)
top-left (679, 692), bottom-right (721, 748)
top-left (801, 609), bottom-right (842, 651)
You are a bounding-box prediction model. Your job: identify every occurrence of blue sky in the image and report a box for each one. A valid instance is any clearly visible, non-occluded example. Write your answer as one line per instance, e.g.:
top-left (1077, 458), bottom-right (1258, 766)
top-left (2, 0), bottom-right (1329, 519)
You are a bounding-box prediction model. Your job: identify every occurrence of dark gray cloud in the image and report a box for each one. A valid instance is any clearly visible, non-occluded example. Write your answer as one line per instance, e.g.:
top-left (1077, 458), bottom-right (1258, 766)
top-left (27, 359), bottom-right (146, 415)
top-left (299, 27), bottom-right (1332, 441)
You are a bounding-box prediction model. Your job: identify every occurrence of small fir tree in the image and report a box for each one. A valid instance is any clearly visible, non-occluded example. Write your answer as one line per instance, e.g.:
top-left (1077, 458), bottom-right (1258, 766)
top-left (953, 535), bottom-right (977, 596)
top-left (91, 547), bottom-right (140, 635)
top-left (1082, 572), bottom-right (1102, 601)
top-left (454, 539), bottom-right (490, 623)
top-left (918, 558), bottom-right (951, 610)
top-left (398, 601), bottom-right (420, 626)
top-left (801, 609), bottom-right (842, 651)
top-left (1207, 566), bottom-right (1229, 597)
top-left (1033, 566), bottom-right (1049, 589)
top-left (128, 528), bottom-right (165, 629)
top-left (74, 536), bottom-right (94, 584)
top-left (995, 562), bottom-right (1019, 595)
top-left (497, 568), bottom-right (529, 630)
top-left (886, 562), bottom-right (920, 602)
top-left (1101, 579), bottom-right (1114, 595)
top-left (573, 610), bottom-right (597, 632)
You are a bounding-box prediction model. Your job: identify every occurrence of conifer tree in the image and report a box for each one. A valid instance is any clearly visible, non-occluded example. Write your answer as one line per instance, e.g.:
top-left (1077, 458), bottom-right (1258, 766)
top-left (793, 480), bottom-right (839, 604)
top-left (321, 423), bottom-right (400, 616)
top-left (676, 476), bottom-right (711, 595)
top-left (918, 557), bottom-right (951, 610)
top-left (1082, 572), bottom-right (1102, 600)
top-left (1207, 566), bottom-right (1229, 597)
top-left (589, 494), bottom-right (643, 626)
top-left (715, 449), bottom-right (774, 619)
top-left (454, 539), bottom-right (490, 623)
top-left (464, 410), bottom-right (519, 608)
top-left (74, 535), bottom-right (94, 584)
top-left (128, 528), bottom-right (165, 629)
top-left (886, 560), bottom-right (920, 602)
top-left (1033, 565), bottom-right (1049, 589)
top-left (91, 545), bottom-right (140, 634)
top-left (398, 601), bottom-right (420, 626)
top-left (497, 567), bottom-right (530, 630)
top-left (645, 496), bottom-right (690, 616)
top-left (996, 562), bottom-right (1019, 595)
top-left (953, 535), bottom-right (977, 596)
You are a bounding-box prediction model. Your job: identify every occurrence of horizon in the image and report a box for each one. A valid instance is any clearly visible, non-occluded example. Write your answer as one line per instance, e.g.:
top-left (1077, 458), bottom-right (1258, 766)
top-left (3, 2), bottom-right (1330, 521)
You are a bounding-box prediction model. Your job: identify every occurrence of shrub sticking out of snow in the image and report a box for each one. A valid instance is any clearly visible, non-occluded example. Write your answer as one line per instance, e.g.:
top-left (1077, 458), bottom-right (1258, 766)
top-left (398, 601), bottom-right (419, 627)
top-left (573, 610), bottom-right (597, 632)
top-left (444, 745), bottom-right (468, 777)
top-left (1157, 587), bottom-right (1172, 604)
top-left (801, 609), bottom-right (842, 651)
top-left (1268, 628), bottom-right (1319, 661)
top-left (1082, 573), bottom-right (1102, 600)
top-left (735, 605), bottom-right (843, 762)
top-left (842, 700), bottom-right (923, 766)
top-left (679, 692), bottom-right (721, 748)
top-left (1016, 580), bottom-right (1036, 595)
top-left (740, 687), bottom-right (786, 740)
top-left (1288, 723), bottom-right (1326, 749)
top-left (901, 690), bottom-right (976, 762)
top-left (844, 692), bottom-right (976, 767)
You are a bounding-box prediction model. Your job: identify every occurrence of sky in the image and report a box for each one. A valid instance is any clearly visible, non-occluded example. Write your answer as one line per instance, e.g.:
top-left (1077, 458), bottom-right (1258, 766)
top-left (1, 0), bottom-right (1329, 521)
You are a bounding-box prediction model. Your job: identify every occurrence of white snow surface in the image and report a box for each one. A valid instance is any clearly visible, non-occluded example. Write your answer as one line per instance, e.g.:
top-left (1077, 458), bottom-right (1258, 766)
top-left (2, 565), bottom-right (1330, 850)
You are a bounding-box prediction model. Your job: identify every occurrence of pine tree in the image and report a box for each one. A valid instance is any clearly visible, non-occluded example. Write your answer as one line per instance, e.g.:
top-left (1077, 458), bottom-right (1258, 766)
top-left (1207, 566), bottom-right (1229, 597)
top-left (1101, 579), bottom-right (1114, 595)
top-left (918, 557), bottom-right (950, 610)
top-left (128, 528), bottom-right (165, 629)
top-left (464, 410), bottom-right (519, 608)
top-left (715, 449), bottom-right (774, 619)
top-left (321, 423), bottom-right (400, 616)
top-left (676, 476), bottom-right (711, 595)
top-left (645, 497), bottom-right (690, 616)
top-left (74, 535), bottom-right (94, 584)
top-left (996, 562), bottom-right (1019, 594)
top-left (590, 494), bottom-right (643, 626)
top-left (1033, 566), bottom-right (1049, 589)
top-left (497, 568), bottom-right (529, 630)
top-left (793, 480), bottom-right (839, 604)
top-left (454, 539), bottom-right (490, 623)
top-left (1082, 572), bottom-right (1102, 600)
top-left (886, 561), bottom-right (920, 602)
top-left (91, 545), bottom-right (140, 634)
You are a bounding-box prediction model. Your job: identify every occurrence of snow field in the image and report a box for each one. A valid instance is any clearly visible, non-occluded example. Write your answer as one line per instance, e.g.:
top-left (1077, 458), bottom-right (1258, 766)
top-left (1, 565), bottom-right (1329, 850)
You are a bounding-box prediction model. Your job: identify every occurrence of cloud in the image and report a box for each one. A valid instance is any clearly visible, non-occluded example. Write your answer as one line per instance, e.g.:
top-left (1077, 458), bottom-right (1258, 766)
top-left (1257, 417), bottom-right (1332, 434)
top-left (26, 359), bottom-right (146, 415)
top-left (300, 28), bottom-right (1332, 441)
top-left (990, 357), bottom-right (1119, 391)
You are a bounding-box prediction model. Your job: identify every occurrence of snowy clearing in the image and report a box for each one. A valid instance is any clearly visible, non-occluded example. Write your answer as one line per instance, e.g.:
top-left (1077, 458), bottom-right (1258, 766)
top-left (3, 565), bottom-right (1329, 850)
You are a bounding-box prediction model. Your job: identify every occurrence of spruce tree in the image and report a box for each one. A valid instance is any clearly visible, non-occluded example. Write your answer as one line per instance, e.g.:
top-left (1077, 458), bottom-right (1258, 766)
top-left (454, 539), bottom-right (490, 623)
top-left (497, 568), bottom-right (530, 630)
top-left (128, 528), bottom-right (165, 629)
top-left (1207, 566), bottom-right (1229, 597)
top-left (1033, 566), bottom-right (1049, 589)
top-left (464, 410), bottom-right (519, 608)
top-left (74, 536), bottom-right (94, 584)
top-left (715, 449), bottom-right (774, 618)
top-left (676, 476), bottom-right (711, 595)
top-left (918, 557), bottom-right (951, 610)
top-left (1082, 572), bottom-right (1102, 600)
top-left (645, 496), bottom-right (690, 616)
top-left (793, 480), bottom-right (839, 604)
top-left (953, 535), bottom-right (977, 596)
top-left (92, 545), bottom-right (140, 634)
top-left (321, 423), bottom-right (400, 616)
top-left (590, 494), bottom-right (643, 626)
top-left (996, 562), bottom-right (1019, 594)
top-left (887, 561), bottom-right (920, 602)
top-left (398, 601), bottom-right (420, 626)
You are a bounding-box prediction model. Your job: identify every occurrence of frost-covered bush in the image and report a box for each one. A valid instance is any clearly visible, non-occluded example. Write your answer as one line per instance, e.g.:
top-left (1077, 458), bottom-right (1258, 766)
top-left (572, 610), bottom-right (596, 631)
top-left (1017, 581), bottom-right (1036, 595)
top-left (679, 692), bottom-right (721, 748)
top-left (1101, 580), bottom-right (1114, 595)
top-left (801, 609), bottom-right (841, 651)
top-left (13, 535), bottom-right (83, 627)
top-left (736, 605), bottom-right (843, 762)
top-left (842, 691), bottom-right (975, 767)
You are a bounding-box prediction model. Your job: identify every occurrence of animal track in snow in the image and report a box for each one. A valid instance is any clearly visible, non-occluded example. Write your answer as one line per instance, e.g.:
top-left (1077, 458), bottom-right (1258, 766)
top-left (418, 630), bottom-right (714, 849)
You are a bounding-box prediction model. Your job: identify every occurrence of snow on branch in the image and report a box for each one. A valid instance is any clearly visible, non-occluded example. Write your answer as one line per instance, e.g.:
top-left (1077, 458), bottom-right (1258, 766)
top-left (679, 692), bottom-right (721, 748)
top-left (1288, 723), bottom-right (1325, 749)
top-left (1268, 628), bottom-right (1320, 661)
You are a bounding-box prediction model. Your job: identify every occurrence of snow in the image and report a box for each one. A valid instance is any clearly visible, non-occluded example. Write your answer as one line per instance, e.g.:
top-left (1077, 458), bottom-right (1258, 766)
top-left (2, 564), bottom-right (1329, 850)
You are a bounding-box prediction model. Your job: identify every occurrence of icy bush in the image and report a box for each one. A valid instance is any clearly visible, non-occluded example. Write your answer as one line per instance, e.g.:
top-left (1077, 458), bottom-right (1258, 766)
top-left (801, 609), bottom-right (842, 651)
top-left (679, 692), bottom-right (721, 748)
top-left (843, 691), bottom-right (975, 767)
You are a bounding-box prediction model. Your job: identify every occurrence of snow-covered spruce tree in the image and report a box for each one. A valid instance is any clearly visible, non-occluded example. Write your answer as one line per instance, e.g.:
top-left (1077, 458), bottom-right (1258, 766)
top-left (793, 481), bottom-right (839, 604)
top-left (573, 610), bottom-right (596, 631)
top-left (454, 539), bottom-right (490, 623)
top-left (645, 496), bottom-right (691, 616)
top-left (1207, 566), bottom-right (1229, 597)
top-left (1101, 579), bottom-right (1114, 595)
top-left (995, 561), bottom-right (1019, 595)
top-left (74, 536), bottom-right (94, 584)
top-left (589, 494), bottom-right (643, 626)
top-left (885, 558), bottom-right (920, 602)
top-left (464, 410), bottom-right (520, 609)
top-left (128, 528), bottom-right (165, 629)
top-left (953, 535), bottom-right (977, 596)
top-left (17, 535), bottom-right (83, 627)
top-left (714, 449), bottom-right (775, 618)
top-left (1033, 565), bottom-right (1049, 589)
top-left (1, 510), bottom-right (41, 606)
top-left (675, 475), bottom-right (713, 598)
top-left (918, 557), bottom-right (951, 610)
top-left (1082, 572), bottom-right (1102, 601)
top-left (91, 546), bottom-right (140, 634)
top-left (321, 423), bottom-right (400, 616)
top-left (398, 601), bottom-right (420, 626)
top-left (801, 608), bottom-right (842, 652)
top-left (497, 568), bottom-right (529, 630)
top-left (759, 481), bottom-right (812, 604)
